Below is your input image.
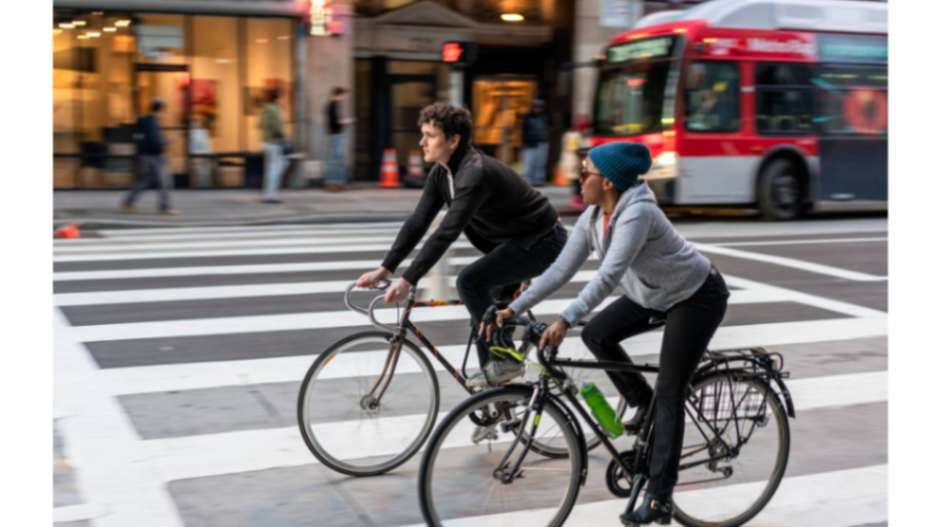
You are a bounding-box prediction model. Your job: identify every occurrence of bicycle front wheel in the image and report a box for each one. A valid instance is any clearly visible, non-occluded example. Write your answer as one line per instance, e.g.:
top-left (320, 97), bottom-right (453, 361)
top-left (672, 371), bottom-right (790, 527)
top-left (418, 385), bottom-right (584, 527)
top-left (297, 331), bottom-right (439, 476)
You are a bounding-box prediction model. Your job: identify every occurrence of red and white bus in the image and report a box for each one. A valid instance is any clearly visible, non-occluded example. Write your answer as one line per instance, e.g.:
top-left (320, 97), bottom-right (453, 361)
top-left (590, 0), bottom-right (887, 219)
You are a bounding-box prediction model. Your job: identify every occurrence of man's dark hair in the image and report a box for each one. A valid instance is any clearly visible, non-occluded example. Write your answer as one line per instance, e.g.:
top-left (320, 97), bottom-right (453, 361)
top-left (150, 99), bottom-right (165, 113)
top-left (418, 103), bottom-right (473, 148)
top-left (331, 86), bottom-right (348, 97)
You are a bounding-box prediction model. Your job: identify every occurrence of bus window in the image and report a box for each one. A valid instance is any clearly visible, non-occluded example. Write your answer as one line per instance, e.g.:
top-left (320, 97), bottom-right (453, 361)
top-left (756, 63), bottom-right (814, 135)
top-left (594, 61), bottom-right (673, 136)
top-left (683, 62), bottom-right (740, 133)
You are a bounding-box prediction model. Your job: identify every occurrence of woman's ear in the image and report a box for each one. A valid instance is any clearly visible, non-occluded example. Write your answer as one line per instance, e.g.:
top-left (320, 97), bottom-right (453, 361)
top-left (601, 178), bottom-right (616, 192)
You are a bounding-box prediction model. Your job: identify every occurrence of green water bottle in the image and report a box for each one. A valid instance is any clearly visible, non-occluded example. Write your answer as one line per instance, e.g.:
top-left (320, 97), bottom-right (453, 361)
top-left (581, 382), bottom-right (624, 438)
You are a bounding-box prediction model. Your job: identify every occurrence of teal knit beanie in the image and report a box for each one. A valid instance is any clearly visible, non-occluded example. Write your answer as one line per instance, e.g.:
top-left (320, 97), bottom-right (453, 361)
top-left (587, 142), bottom-right (652, 191)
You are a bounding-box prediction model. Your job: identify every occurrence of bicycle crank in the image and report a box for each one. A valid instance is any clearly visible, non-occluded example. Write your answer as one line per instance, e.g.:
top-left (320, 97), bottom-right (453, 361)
top-left (606, 450), bottom-right (638, 498)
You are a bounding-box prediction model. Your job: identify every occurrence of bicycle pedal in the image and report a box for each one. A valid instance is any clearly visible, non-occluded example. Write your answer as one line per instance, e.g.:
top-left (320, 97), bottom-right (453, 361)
top-left (471, 426), bottom-right (498, 444)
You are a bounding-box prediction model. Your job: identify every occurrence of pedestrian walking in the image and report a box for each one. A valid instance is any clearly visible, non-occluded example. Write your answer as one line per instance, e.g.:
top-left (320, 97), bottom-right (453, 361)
top-left (122, 98), bottom-right (177, 215)
top-left (563, 114), bottom-right (591, 211)
top-left (520, 99), bottom-right (549, 186)
top-left (260, 87), bottom-right (286, 203)
top-left (324, 86), bottom-right (354, 191)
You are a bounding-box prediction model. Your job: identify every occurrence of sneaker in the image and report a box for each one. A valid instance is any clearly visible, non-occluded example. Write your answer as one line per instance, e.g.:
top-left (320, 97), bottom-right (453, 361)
top-left (622, 402), bottom-right (650, 434)
top-left (159, 208), bottom-right (180, 215)
top-left (121, 203), bottom-right (136, 213)
top-left (466, 359), bottom-right (525, 390)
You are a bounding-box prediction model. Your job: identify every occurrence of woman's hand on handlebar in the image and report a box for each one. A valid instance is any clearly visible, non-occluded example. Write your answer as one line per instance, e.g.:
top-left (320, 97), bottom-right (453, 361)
top-left (539, 318), bottom-right (570, 349)
top-left (482, 307), bottom-right (516, 341)
top-left (356, 267), bottom-right (390, 289)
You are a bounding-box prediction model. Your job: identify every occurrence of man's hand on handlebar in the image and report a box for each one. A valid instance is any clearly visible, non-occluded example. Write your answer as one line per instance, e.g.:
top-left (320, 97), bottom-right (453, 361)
top-left (356, 267), bottom-right (390, 289)
top-left (482, 307), bottom-right (516, 341)
top-left (384, 277), bottom-right (412, 304)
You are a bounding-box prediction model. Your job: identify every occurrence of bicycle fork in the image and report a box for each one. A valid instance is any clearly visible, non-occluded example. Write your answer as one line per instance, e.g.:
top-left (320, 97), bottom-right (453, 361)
top-left (492, 386), bottom-right (543, 484)
top-left (362, 337), bottom-right (404, 410)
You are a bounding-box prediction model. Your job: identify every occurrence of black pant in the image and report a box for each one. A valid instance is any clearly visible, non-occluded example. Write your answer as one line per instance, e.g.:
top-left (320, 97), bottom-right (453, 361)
top-left (580, 267), bottom-right (729, 499)
top-left (457, 223), bottom-right (567, 365)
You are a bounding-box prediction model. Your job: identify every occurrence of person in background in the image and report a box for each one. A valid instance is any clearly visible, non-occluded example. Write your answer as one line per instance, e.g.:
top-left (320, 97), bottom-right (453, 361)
top-left (260, 87), bottom-right (286, 203)
top-left (520, 99), bottom-right (549, 186)
top-left (562, 114), bottom-right (591, 211)
top-left (324, 87), bottom-right (354, 192)
top-left (122, 98), bottom-right (177, 215)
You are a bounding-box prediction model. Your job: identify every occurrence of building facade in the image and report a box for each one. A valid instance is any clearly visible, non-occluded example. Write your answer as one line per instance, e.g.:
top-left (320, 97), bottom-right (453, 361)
top-left (53, 0), bottom-right (352, 190)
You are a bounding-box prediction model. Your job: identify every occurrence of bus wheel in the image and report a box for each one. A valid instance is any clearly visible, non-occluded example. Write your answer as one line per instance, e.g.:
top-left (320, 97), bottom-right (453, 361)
top-left (758, 159), bottom-right (802, 221)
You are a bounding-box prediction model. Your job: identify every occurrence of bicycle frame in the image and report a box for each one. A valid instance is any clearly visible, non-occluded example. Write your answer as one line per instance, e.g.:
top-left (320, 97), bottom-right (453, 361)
top-left (493, 317), bottom-right (791, 514)
top-left (345, 283), bottom-right (479, 399)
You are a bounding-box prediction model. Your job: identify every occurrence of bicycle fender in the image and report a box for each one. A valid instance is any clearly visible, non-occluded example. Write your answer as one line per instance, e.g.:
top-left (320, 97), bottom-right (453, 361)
top-left (544, 390), bottom-right (590, 488)
top-left (769, 376), bottom-right (796, 419)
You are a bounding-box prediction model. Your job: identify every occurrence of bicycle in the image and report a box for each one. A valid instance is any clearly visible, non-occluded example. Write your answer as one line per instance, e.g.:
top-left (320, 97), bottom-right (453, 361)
top-left (417, 313), bottom-right (795, 527)
top-left (296, 281), bottom-right (624, 477)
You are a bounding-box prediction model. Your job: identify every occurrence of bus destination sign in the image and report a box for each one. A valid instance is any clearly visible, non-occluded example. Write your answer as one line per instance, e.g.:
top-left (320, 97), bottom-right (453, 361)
top-left (608, 37), bottom-right (674, 63)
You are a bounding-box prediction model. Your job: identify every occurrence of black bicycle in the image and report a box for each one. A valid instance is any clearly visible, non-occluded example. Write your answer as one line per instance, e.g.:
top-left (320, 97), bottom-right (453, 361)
top-left (418, 314), bottom-right (795, 527)
top-left (296, 281), bottom-right (623, 477)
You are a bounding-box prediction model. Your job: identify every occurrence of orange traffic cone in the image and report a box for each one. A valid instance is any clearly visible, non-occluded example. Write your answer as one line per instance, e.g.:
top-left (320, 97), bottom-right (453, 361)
top-left (552, 164), bottom-right (569, 186)
top-left (379, 148), bottom-right (400, 188)
top-left (54, 223), bottom-right (81, 239)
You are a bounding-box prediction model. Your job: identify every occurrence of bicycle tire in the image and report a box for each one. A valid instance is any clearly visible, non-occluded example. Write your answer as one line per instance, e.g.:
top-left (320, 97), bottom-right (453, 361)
top-left (672, 371), bottom-right (790, 527)
top-left (418, 385), bottom-right (584, 527)
top-left (296, 331), bottom-right (440, 477)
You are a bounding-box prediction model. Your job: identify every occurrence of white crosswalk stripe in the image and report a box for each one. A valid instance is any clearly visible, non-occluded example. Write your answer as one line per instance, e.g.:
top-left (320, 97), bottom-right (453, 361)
top-left (133, 370), bottom-right (886, 482)
top-left (53, 220), bottom-right (889, 527)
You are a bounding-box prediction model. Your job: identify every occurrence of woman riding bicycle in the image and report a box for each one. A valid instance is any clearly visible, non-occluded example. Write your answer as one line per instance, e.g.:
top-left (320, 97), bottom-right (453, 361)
top-left (492, 142), bottom-right (730, 525)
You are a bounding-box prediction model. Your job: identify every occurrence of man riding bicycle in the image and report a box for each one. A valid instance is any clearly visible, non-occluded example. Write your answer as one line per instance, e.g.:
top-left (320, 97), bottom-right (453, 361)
top-left (356, 102), bottom-right (567, 388)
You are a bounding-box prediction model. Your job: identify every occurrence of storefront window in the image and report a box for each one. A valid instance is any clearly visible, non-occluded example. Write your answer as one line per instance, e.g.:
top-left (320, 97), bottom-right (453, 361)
top-left (54, 10), bottom-right (137, 188)
top-left (245, 19), bottom-right (294, 153)
top-left (472, 78), bottom-right (536, 164)
top-left (191, 16), bottom-right (240, 186)
top-left (53, 11), bottom-right (297, 189)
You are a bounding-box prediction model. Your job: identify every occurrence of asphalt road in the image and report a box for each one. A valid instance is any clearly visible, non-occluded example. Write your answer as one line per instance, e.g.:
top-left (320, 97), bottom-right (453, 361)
top-left (53, 216), bottom-right (887, 527)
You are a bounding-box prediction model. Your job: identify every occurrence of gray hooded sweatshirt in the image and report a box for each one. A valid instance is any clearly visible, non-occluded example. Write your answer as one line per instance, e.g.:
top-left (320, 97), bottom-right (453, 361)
top-left (509, 182), bottom-right (712, 324)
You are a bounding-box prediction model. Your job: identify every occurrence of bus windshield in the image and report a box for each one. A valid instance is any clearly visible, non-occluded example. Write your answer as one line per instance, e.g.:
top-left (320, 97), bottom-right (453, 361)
top-left (594, 37), bottom-right (681, 136)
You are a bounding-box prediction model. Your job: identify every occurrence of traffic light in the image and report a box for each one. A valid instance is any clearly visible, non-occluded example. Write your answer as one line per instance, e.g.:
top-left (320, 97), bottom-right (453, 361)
top-left (441, 41), bottom-right (477, 67)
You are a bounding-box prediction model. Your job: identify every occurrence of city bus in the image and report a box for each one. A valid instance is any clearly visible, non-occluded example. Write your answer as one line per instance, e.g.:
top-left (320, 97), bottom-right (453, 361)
top-left (591, 0), bottom-right (887, 219)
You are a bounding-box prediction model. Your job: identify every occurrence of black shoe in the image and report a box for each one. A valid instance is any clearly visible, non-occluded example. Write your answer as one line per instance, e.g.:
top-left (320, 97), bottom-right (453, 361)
top-left (623, 401), bottom-right (650, 434)
top-left (620, 494), bottom-right (672, 525)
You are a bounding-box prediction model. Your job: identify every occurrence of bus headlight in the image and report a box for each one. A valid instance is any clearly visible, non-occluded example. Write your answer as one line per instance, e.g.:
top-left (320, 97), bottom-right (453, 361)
top-left (644, 151), bottom-right (679, 180)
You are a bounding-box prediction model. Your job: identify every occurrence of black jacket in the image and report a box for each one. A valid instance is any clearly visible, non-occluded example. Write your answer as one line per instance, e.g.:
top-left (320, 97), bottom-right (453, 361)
top-left (382, 144), bottom-right (560, 284)
top-left (521, 112), bottom-right (548, 147)
top-left (134, 114), bottom-right (165, 155)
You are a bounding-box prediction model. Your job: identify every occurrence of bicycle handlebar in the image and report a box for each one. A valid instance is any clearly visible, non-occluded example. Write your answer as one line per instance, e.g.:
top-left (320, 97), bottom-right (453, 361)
top-left (344, 280), bottom-right (399, 334)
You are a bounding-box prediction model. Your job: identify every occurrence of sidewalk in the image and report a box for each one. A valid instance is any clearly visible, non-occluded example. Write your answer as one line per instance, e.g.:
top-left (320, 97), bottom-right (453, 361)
top-left (53, 184), bottom-right (579, 229)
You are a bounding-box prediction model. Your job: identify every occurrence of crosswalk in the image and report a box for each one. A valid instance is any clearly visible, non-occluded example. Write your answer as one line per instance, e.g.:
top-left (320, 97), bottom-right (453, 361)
top-left (53, 219), bottom-right (888, 527)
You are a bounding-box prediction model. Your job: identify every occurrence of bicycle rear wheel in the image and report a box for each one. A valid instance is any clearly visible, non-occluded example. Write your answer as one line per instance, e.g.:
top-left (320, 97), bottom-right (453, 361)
top-left (418, 385), bottom-right (584, 527)
top-left (672, 371), bottom-right (790, 527)
top-left (297, 331), bottom-right (439, 476)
